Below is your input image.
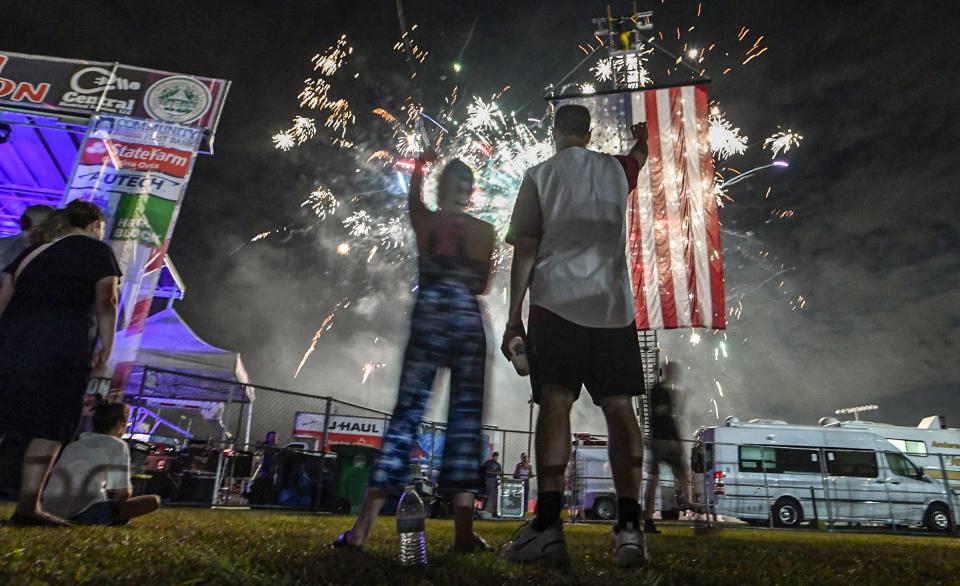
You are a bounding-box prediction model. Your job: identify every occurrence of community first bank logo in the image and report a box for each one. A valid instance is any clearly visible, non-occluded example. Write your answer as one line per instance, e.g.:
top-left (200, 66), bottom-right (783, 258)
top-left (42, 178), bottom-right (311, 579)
top-left (144, 76), bottom-right (212, 124)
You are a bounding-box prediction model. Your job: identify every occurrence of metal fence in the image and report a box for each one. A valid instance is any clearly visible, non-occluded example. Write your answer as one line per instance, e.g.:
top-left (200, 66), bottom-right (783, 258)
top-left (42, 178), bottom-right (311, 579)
top-left (109, 366), bottom-right (960, 536)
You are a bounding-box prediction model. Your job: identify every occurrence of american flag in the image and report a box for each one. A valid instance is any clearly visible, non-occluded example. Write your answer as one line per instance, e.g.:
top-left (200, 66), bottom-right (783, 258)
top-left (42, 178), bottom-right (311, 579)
top-left (555, 82), bottom-right (725, 330)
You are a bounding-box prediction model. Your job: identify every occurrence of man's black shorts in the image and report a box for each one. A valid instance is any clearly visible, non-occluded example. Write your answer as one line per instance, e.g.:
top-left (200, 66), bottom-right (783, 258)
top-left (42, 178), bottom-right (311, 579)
top-left (527, 306), bottom-right (645, 405)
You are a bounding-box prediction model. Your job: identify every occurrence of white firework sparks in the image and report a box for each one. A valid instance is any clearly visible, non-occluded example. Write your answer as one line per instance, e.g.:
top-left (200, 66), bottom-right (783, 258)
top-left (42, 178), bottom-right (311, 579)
top-left (343, 210), bottom-right (371, 237)
top-left (301, 186), bottom-right (339, 220)
top-left (378, 217), bottom-right (407, 249)
top-left (612, 48), bottom-right (653, 89)
top-left (466, 96), bottom-right (500, 131)
top-left (396, 130), bottom-right (423, 156)
top-left (591, 58), bottom-right (613, 82)
top-left (291, 116), bottom-right (317, 144)
top-left (764, 128), bottom-right (804, 158)
top-left (272, 131), bottom-right (295, 151)
top-left (708, 106), bottom-right (748, 160)
top-left (579, 82), bottom-right (596, 94)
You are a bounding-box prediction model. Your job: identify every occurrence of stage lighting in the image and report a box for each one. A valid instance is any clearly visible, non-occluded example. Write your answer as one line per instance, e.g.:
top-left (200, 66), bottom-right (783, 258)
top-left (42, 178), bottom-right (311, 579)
top-left (0, 123), bottom-right (10, 144)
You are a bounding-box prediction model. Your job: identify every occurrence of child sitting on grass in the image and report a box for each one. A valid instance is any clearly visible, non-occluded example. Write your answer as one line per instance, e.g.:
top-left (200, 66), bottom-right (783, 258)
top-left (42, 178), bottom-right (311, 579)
top-left (41, 400), bottom-right (160, 526)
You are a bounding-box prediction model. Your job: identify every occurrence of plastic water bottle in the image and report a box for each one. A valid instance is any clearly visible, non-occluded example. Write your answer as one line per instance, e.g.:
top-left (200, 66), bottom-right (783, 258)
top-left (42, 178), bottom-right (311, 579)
top-left (397, 487), bottom-right (427, 565)
top-left (508, 337), bottom-right (530, 376)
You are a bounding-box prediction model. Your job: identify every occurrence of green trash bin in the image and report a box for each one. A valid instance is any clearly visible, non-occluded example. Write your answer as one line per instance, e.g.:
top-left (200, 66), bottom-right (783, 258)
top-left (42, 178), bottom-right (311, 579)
top-left (332, 445), bottom-right (377, 515)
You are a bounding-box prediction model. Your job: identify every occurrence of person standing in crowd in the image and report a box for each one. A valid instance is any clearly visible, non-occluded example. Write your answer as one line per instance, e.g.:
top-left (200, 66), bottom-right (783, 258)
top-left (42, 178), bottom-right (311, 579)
top-left (0, 200), bottom-right (121, 526)
top-left (482, 451), bottom-right (502, 513)
top-left (500, 105), bottom-right (650, 567)
top-left (0, 205), bottom-right (54, 269)
top-left (42, 400), bottom-right (160, 525)
top-left (643, 361), bottom-right (692, 534)
top-left (333, 151), bottom-right (495, 553)
top-left (513, 452), bottom-right (533, 515)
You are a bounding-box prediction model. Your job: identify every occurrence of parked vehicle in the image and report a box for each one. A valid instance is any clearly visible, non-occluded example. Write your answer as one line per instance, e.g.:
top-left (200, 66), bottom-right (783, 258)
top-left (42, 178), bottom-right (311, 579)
top-left (566, 435), bottom-right (680, 521)
top-left (691, 417), bottom-right (956, 533)
top-left (819, 415), bottom-right (960, 494)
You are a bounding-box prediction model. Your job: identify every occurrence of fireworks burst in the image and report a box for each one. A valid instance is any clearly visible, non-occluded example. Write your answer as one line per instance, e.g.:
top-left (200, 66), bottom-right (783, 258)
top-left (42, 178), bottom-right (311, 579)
top-left (343, 210), bottom-right (372, 237)
top-left (272, 131), bottom-right (295, 151)
top-left (579, 82), bottom-right (597, 94)
top-left (301, 186), bottom-right (339, 220)
top-left (378, 217), bottom-right (408, 249)
top-left (708, 105), bottom-right (748, 160)
top-left (313, 34), bottom-right (352, 76)
top-left (763, 128), bottom-right (804, 158)
top-left (396, 130), bottom-right (423, 157)
top-left (466, 96), bottom-right (501, 131)
top-left (591, 58), bottom-right (613, 82)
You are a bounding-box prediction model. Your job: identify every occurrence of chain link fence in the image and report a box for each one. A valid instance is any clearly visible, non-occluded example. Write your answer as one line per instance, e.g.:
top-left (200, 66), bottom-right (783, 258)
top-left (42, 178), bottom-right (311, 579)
top-left (99, 366), bottom-right (960, 537)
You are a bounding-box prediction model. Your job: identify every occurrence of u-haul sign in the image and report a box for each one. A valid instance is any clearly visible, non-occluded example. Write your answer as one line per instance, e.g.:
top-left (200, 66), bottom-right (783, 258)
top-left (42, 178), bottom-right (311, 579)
top-left (293, 411), bottom-right (385, 449)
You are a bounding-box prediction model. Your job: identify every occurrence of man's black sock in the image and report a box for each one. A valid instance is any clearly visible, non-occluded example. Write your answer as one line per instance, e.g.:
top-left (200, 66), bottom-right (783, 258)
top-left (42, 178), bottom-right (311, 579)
top-left (532, 491), bottom-right (562, 531)
top-left (617, 497), bottom-right (641, 530)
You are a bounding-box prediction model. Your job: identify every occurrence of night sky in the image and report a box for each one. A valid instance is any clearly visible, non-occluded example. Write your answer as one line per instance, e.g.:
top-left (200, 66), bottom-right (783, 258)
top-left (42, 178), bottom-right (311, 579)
top-left (4, 1), bottom-right (958, 434)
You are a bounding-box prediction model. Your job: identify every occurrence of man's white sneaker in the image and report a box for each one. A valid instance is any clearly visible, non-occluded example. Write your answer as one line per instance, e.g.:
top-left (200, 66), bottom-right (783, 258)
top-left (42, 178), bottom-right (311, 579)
top-left (611, 525), bottom-right (649, 567)
top-left (499, 521), bottom-right (569, 566)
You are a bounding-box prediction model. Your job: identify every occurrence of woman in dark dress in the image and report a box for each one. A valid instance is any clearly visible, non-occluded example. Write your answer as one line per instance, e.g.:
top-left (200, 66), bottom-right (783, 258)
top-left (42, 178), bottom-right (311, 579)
top-left (0, 201), bottom-right (120, 525)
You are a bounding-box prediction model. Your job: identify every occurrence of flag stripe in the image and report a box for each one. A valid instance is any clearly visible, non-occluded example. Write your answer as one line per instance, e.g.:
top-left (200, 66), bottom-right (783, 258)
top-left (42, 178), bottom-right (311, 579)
top-left (644, 90), bottom-right (678, 328)
top-left (630, 91), bottom-right (663, 329)
top-left (680, 85), bottom-right (712, 326)
top-left (695, 86), bottom-right (726, 328)
top-left (666, 87), bottom-right (699, 327)
top-left (656, 88), bottom-right (691, 328)
top-left (626, 93), bottom-right (647, 329)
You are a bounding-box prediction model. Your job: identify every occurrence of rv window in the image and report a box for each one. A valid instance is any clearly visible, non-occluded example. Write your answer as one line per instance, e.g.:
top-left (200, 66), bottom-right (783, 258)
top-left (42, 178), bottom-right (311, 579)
top-left (886, 439), bottom-right (927, 457)
top-left (775, 447), bottom-right (821, 474)
top-left (825, 450), bottom-right (878, 478)
top-left (885, 452), bottom-right (921, 479)
top-left (739, 446), bottom-right (777, 473)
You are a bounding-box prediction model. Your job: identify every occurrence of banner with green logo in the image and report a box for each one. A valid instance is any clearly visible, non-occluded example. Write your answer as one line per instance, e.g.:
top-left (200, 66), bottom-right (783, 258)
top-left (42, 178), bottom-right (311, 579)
top-left (110, 194), bottom-right (176, 247)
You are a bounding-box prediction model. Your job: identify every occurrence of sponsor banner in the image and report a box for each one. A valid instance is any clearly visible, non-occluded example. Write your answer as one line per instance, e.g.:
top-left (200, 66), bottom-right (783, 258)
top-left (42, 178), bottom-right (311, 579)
top-left (110, 194), bottom-right (176, 247)
top-left (293, 412), bottom-right (386, 448)
top-left (68, 164), bottom-right (185, 202)
top-left (78, 137), bottom-right (193, 177)
top-left (0, 51), bottom-right (228, 150)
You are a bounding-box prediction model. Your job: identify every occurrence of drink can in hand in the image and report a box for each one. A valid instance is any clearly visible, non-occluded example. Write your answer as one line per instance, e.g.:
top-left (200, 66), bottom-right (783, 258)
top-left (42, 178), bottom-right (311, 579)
top-left (508, 337), bottom-right (530, 376)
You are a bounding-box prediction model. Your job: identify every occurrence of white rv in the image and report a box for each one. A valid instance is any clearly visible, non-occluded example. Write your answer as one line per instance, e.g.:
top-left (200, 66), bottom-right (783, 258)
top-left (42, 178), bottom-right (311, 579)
top-left (691, 418), bottom-right (956, 533)
top-left (819, 415), bottom-right (960, 493)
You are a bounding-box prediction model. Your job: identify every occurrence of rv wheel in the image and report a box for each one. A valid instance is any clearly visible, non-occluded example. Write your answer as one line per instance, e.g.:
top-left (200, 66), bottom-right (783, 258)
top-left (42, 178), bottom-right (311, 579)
top-left (771, 497), bottom-right (803, 529)
top-left (592, 497), bottom-right (617, 521)
top-left (924, 503), bottom-right (953, 534)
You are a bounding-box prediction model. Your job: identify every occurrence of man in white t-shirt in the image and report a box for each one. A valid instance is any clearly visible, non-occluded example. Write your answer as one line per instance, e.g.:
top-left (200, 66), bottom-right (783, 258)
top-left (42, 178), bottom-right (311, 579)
top-left (499, 104), bottom-right (649, 567)
top-left (42, 402), bottom-right (160, 525)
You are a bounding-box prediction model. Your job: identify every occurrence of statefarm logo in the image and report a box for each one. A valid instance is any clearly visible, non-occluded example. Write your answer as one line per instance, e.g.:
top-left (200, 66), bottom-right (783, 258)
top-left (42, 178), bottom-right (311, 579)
top-left (80, 138), bottom-right (192, 177)
top-left (58, 65), bottom-right (142, 114)
top-left (144, 76), bottom-right (212, 124)
top-left (0, 54), bottom-right (50, 104)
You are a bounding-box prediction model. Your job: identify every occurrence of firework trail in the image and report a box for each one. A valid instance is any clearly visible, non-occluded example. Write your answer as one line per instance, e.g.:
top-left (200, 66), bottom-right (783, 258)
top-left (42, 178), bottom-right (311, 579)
top-left (294, 301), bottom-right (346, 378)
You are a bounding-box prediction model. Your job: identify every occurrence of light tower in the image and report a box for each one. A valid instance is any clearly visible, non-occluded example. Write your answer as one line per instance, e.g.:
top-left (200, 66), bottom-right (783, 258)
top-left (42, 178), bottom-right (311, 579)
top-left (592, 5), bottom-right (662, 433)
top-left (592, 5), bottom-right (654, 91)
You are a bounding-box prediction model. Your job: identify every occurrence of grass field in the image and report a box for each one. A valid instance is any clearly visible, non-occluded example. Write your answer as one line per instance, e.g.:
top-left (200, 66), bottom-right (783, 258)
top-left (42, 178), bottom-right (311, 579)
top-left (1, 506), bottom-right (959, 585)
